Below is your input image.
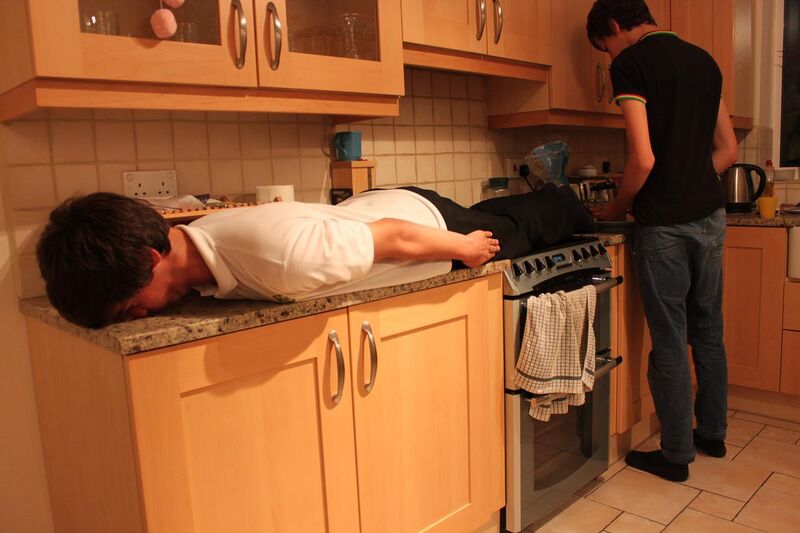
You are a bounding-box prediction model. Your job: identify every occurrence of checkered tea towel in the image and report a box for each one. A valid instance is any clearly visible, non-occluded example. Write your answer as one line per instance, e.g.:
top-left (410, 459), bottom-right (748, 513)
top-left (514, 285), bottom-right (597, 421)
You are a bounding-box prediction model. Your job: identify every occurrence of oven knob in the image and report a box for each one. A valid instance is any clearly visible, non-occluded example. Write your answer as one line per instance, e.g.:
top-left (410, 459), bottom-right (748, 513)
top-left (523, 260), bottom-right (535, 274)
top-left (512, 263), bottom-right (524, 277)
top-left (582, 247), bottom-right (591, 260)
top-left (545, 256), bottom-right (555, 269)
top-left (590, 245), bottom-right (599, 257)
top-left (598, 243), bottom-right (607, 255)
top-left (535, 258), bottom-right (546, 272)
top-left (572, 249), bottom-right (582, 262)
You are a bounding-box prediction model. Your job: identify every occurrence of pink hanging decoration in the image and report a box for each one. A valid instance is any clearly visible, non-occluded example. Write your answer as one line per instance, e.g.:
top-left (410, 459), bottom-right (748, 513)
top-left (150, 8), bottom-right (177, 39)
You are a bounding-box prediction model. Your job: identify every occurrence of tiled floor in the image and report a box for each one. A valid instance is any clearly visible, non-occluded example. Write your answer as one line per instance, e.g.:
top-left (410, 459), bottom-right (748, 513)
top-left (529, 410), bottom-right (800, 532)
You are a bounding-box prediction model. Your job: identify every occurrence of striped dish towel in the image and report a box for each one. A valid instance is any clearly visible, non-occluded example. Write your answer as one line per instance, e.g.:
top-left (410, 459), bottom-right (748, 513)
top-left (514, 285), bottom-right (597, 421)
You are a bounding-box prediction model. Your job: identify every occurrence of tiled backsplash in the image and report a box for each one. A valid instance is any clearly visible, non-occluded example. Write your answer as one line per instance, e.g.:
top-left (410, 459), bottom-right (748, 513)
top-left (1, 67), bottom-right (762, 300)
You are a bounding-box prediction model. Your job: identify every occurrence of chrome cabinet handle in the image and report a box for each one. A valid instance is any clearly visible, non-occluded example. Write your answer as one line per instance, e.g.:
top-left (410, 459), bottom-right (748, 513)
top-left (231, 0), bottom-right (247, 69)
top-left (362, 321), bottom-right (378, 393)
top-left (266, 2), bottom-right (283, 70)
top-left (607, 66), bottom-right (614, 104)
top-left (329, 330), bottom-right (345, 406)
top-left (476, 0), bottom-right (487, 41)
top-left (493, 0), bottom-right (504, 44)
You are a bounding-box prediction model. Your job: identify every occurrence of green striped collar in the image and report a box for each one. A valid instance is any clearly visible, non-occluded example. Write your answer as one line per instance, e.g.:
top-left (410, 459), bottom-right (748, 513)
top-left (639, 30), bottom-right (678, 42)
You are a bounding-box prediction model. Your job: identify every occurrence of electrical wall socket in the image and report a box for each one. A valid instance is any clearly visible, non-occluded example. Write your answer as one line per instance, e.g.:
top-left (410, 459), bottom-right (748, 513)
top-left (123, 170), bottom-right (177, 198)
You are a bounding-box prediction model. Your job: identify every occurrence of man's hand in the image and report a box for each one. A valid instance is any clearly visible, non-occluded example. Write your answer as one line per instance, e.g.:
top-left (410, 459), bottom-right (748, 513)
top-left (461, 230), bottom-right (500, 268)
top-left (590, 200), bottom-right (627, 221)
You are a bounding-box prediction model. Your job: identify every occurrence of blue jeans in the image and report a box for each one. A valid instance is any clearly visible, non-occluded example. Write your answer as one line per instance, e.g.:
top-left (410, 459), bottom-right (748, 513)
top-left (632, 209), bottom-right (728, 464)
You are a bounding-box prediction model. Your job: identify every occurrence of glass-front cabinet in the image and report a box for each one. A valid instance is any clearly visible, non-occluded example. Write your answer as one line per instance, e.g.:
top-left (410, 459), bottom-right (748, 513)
top-left (254, 1), bottom-right (402, 95)
top-left (22, 0), bottom-right (402, 95)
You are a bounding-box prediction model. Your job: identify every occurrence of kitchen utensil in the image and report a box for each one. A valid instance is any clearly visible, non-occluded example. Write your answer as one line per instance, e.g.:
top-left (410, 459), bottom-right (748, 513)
top-left (721, 163), bottom-right (766, 212)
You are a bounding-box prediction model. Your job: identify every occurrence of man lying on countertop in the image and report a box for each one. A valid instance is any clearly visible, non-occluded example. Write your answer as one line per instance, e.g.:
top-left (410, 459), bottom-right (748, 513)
top-left (36, 184), bottom-right (596, 328)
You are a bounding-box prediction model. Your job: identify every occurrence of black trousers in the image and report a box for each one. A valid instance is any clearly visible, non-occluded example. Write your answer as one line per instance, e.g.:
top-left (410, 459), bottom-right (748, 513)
top-left (402, 185), bottom-right (596, 262)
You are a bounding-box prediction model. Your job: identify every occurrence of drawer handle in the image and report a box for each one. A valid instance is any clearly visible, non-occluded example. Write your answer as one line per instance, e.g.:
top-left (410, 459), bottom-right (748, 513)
top-left (477, 0), bottom-right (487, 41)
top-left (607, 66), bottom-right (614, 104)
top-left (231, 0), bottom-right (247, 69)
top-left (493, 0), bottom-right (504, 44)
top-left (266, 2), bottom-right (283, 70)
top-left (596, 62), bottom-right (605, 103)
top-left (329, 330), bottom-right (345, 406)
top-left (362, 321), bottom-right (378, 393)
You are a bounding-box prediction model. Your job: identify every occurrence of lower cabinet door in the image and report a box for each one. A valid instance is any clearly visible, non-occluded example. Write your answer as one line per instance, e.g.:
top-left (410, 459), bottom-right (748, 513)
top-left (347, 277), bottom-right (504, 533)
top-left (125, 310), bottom-right (360, 533)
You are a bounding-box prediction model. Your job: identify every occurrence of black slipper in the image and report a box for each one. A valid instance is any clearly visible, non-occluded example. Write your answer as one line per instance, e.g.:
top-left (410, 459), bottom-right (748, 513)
top-left (694, 429), bottom-right (727, 458)
top-left (625, 450), bottom-right (689, 482)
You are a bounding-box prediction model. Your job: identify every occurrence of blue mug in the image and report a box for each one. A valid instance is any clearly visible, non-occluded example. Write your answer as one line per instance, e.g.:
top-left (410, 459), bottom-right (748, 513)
top-left (334, 131), bottom-right (362, 161)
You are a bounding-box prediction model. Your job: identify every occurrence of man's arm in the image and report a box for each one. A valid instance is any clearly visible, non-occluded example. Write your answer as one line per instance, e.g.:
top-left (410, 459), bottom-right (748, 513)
top-left (593, 99), bottom-right (655, 221)
top-left (368, 219), bottom-right (500, 268)
top-left (712, 99), bottom-right (738, 173)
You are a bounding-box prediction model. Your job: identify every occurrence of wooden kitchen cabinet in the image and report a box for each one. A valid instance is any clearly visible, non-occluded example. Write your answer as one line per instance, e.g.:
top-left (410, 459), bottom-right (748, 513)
top-left (347, 276), bottom-right (504, 532)
top-left (613, 244), bottom-right (656, 434)
top-left (0, 0), bottom-right (403, 120)
top-left (671, 0), bottom-right (754, 120)
top-left (401, 0), bottom-right (551, 65)
top-left (26, 276), bottom-right (504, 533)
top-left (723, 226), bottom-right (786, 392)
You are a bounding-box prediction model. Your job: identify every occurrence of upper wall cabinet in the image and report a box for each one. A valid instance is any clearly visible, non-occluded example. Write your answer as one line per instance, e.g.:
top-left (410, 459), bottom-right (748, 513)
top-left (401, 0), bottom-right (550, 65)
top-left (671, 0), bottom-right (754, 120)
top-left (0, 0), bottom-right (403, 120)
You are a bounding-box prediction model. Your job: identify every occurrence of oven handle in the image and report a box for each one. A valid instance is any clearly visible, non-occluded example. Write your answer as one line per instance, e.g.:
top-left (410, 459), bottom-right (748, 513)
top-left (594, 354), bottom-right (623, 380)
top-left (594, 275), bottom-right (624, 295)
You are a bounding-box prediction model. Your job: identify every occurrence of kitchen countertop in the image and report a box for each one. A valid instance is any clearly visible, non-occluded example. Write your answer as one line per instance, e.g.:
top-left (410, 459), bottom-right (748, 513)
top-left (725, 212), bottom-right (800, 227)
top-left (20, 261), bottom-right (510, 356)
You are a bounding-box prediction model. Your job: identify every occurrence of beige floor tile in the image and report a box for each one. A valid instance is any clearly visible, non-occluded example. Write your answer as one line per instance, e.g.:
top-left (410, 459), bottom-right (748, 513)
top-left (588, 469), bottom-right (699, 525)
top-left (605, 512), bottom-right (664, 533)
top-left (764, 472), bottom-right (800, 497)
top-left (681, 452), bottom-right (771, 501)
top-left (688, 491), bottom-right (745, 520)
top-left (726, 417), bottom-right (764, 447)
top-left (536, 497), bottom-right (621, 533)
top-left (597, 459), bottom-right (627, 483)
top-left (733, 411), bottom-right (800, 432)
top-left (735, 486), bottom-right (800, 532)
top-left (665, 508), bottom-right (761, 532)
top-left (726, 443), bottom-right (743, 461)
top-left (758, 425), bottom-right (800, 444)
top-left (734, 436), bottom-right (800, 478)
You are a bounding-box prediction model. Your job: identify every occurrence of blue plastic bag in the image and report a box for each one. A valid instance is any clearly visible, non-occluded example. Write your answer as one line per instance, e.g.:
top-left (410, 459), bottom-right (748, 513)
top-left (525, 141), bottom-right (570, 186)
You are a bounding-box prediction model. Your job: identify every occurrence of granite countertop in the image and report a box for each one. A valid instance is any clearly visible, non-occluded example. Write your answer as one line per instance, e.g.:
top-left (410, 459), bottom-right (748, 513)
top-left (725, 212), bottom-right (800, 227)
top-left (20, 261), bottom-right (510, 356)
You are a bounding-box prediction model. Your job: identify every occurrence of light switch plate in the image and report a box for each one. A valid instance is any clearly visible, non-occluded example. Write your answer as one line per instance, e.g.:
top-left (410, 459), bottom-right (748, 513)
top-left (123, 170), bottom-right (178, 198)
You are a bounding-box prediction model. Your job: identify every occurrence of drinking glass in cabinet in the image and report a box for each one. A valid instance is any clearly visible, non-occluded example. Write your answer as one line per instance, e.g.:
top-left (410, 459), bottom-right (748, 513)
top-left (77, 0), bottom-right (220, 44)
top-left (285, 0), bottom-right (379, 61)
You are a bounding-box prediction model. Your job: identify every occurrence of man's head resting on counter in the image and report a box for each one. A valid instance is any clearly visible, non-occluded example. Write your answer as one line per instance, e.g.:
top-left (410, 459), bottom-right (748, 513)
top-left (36, 193), bottom-right (192, 328)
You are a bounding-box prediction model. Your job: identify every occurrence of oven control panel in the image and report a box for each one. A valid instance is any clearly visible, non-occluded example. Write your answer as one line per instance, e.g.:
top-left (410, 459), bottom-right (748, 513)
top-left (503, 238), bottom-right (612, 296)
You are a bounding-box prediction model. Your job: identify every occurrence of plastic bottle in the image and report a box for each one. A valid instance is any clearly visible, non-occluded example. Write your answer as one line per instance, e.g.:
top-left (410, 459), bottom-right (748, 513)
top-left (765, 160), bottom-right (775, 197)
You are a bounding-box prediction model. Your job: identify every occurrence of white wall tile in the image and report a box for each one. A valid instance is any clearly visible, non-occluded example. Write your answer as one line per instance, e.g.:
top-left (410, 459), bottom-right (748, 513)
top-left (98, 163), bottom-right (136, 194)
top-left (432, 72), bottom-right (450, 98)
top-left (50, 109), bottom-right (93, 120)
top-left (412, 70), bottom-right (432, 97)
top-left (133, 110), bottom-right (170, 120)
top-left (470, 153), bottom-right (488, 179)
top-left (373, 125), bottom-right (396, 155)
top-left (374, 155), bottom-right (397, 185)
top-left (469, 101), bottom-right (486, 127)
top-left (1, 122), bottom-right (51, 165)
top-left (297, 124), bottom-right (326, 158)
top-left (395, 126), bottom-right (416, 154)
top-left (207, 111), bottom-right (239, 122)
top-left (349, 125), bottom-right (374, 157)
top-left (95, 122), bottom-right (136, 162)
top-left (242, 160), bottom-right (273, 193)
top-left (454, 180), bottom-right (473, 206)
top-left (434, 127), bottom-right (453, 154)
top-left (12, 209), bottom-right (48, 255)
top-left (175, 160), bottom-right (212, 195)
top-left (239, 123), bottom-right (271, 159)
top-left (270, 123), bottom-right (300, 157)
top-left (452, 100), bottom-right (470, 126)
top-left (171, 111), bottom-right (205, 121)
top-left (469, 127), bottom-right (486, 152)
top-left (436, 180), bottom-right (455, 198)
top-left (416, 154), bottom-right (436, 182)
top-left (450, 74), bottom-right (468, 98)
top-left (272, 158), bottom-right (303, 190)
top-left (210, 160), bottom-right (243, 195)
top-left (435, 154), bottom-right (454, 181)
top-left (94, 109), bottom-right (134, 121)
top-left (467, 76), bottom-right (485, 100)
top-left (54, 164), bottom-right (98, 201)
top-left (415, 126), bottom-right (435, 154)
top-left (173, 121), bottom-right (209, 160)
top-left (395, 155), bottom-right (417, 183)
top-left (16, 253), bottom-right (45, 299)
top-left (413, 97), bottom-right (434, 125)
top-left (396, 97), bottom-right (415, 126)
top-left (52, 121), bottom-right (95, 163)
top-left (135, 122), bottom-right (174, 160)
top-left (300, 157), bottom-right (329, 191)
top-left (433, 98), bottom-right (452, 126)
top-left (454, 154), bottom-right (471, 180)
top-left (208, 122), bottom-right (241, 159)
top-left (453, 127), bottom-right (471, 153)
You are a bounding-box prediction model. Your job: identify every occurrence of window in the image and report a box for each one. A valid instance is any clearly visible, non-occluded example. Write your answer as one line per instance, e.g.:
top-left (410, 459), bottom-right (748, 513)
top-left (781, 0), bottom-right (800, 166)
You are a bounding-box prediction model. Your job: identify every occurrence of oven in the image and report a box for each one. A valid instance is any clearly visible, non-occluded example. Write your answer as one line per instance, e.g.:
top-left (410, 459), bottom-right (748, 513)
top-left (501, 238), bottom-right (623, 532)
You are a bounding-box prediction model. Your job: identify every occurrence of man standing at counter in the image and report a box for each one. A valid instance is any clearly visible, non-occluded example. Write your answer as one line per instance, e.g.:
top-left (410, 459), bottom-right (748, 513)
top-left (36, 184), bottom-right (594, 328)
top-left (586, 0), bottom-right (739, 481)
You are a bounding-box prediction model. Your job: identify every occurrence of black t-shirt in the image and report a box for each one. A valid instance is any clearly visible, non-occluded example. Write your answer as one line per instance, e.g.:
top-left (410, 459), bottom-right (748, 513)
top-left (611, 31), bottom-right (724, 225)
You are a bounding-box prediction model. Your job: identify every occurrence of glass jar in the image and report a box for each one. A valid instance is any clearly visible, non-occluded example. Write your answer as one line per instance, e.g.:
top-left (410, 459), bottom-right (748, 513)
top-left (483, 177), bottom-right (512, 200)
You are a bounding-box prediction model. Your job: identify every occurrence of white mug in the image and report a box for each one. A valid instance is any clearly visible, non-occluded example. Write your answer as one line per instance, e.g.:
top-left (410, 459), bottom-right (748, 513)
top-left (256, 185), bottom-right (295, 204)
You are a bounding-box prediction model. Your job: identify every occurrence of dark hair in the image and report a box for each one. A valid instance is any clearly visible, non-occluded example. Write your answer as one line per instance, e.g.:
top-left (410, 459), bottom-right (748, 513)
top-left (36, 192), bottom-right (171, 328)
top-left (587, 0), bottom-right (656, 51)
